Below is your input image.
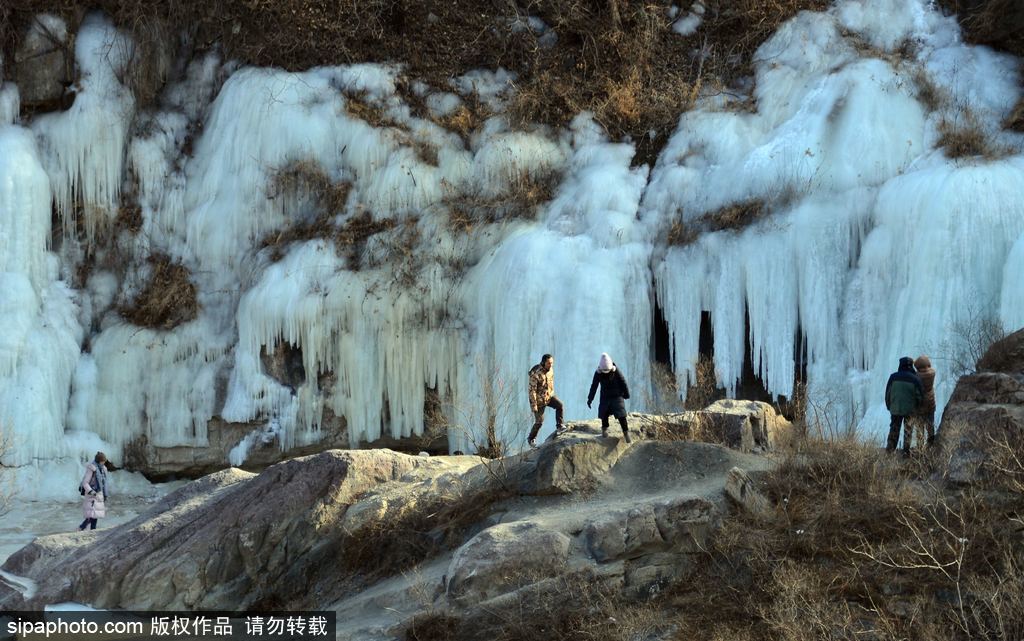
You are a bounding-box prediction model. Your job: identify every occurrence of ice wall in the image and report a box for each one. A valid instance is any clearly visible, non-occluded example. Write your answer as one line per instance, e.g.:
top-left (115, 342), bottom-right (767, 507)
top-left (3, 0), bottom-right (1024, 483)
top-left (648, 2), bottom-right (1024, 433)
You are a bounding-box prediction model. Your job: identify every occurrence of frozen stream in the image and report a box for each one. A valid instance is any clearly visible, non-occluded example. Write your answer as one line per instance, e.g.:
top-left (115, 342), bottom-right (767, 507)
top-left (0, 491), bottom-right (181, 565)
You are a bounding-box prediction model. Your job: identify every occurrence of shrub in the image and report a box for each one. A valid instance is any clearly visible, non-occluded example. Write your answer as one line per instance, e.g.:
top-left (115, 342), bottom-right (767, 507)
top-left (118, 253), bottom-right (198, 329)
top-left (938, 116), bottom-right (997, 159)
top-left (4, 0), bottom-right (828, 160)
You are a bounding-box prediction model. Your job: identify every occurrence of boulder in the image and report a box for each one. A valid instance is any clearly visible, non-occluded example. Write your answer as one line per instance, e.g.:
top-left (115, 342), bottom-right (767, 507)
top-left (940, 328), bottom-right (1024, 483)
top-left (14, 15), bottom-right (72, 109)
top-left (0, 450), bottom-right (466, 610)
top-left (445, 522), bottom-right (571, 603)
top-left (583, 496), bottom-right (716, 563)
top-left (631, 402), bottom-right (792, 452)
top-left (725, 467), bottom-right (773, 520)
top-left (701, 400), bottom-right (793, 451)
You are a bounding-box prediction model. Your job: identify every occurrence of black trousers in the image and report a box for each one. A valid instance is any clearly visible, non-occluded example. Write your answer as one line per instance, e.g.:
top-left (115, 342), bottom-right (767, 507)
top-left (529, 396), bottom-right (564, 441)
top-left (601, 414), bottom-right (628, 434)
top-left (887, 415), bottom-right (910, 452)
top-left (78, 518), bottom-right (97, 530)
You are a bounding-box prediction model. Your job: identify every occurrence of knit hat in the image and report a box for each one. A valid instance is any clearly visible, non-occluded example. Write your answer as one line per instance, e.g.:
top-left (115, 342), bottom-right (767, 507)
top-left (597, 353), bottom-right (615, 373)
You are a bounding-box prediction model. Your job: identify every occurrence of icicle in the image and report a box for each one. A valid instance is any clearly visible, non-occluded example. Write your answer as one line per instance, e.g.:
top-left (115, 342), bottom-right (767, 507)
top-left (31, 13), bottom-right (135, 246)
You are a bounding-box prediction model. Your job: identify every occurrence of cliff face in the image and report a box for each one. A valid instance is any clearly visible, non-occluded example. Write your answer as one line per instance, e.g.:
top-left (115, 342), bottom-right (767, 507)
top-left (2, 0), bottom-right (1024, 494)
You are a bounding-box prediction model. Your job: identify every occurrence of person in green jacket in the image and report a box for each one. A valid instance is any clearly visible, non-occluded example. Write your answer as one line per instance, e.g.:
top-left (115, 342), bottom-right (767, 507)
top-left (884, 356), bottom-right (924, 456)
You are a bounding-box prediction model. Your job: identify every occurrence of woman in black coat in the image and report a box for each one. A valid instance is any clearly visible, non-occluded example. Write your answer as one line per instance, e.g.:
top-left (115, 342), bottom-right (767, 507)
top-left (587, 353), bottom-right (631, 442)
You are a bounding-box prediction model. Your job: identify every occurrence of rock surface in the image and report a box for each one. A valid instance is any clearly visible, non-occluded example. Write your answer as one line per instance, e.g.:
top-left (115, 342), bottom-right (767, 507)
top-left (14, 15), bottom-right (72, 108)
top-left (1, 426), bottom-right (773, 641)
top-left (940, 328), bottom-right (1024, 483)
top-left (446, 522), bottom-right (571, 602)
top-left (0, 450), bottom-right (470, 610)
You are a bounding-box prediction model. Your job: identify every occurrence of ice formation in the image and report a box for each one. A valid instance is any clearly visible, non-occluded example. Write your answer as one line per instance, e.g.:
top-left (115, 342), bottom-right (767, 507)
top-left (1, 0), bottom-right (1023, 497)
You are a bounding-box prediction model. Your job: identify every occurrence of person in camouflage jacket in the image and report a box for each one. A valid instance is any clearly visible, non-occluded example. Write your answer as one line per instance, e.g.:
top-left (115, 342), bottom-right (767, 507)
top-left (527, 354), bottom-right (564, 447)
top-left (908, 354), bottom-right (936, 449)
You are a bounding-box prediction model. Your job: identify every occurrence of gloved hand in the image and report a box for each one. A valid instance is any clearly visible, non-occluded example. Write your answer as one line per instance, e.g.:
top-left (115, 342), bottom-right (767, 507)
top-left (587, 400), bottom-right (592, 409)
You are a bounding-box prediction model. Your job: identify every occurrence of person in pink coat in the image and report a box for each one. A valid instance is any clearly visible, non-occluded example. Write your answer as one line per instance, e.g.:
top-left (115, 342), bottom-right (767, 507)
top-left (78, 452), bottom-right (109, 531)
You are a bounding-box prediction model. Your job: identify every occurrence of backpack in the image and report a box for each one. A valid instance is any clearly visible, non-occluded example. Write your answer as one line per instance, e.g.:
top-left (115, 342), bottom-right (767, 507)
top-left (78, 465), bottom-right (101, 496)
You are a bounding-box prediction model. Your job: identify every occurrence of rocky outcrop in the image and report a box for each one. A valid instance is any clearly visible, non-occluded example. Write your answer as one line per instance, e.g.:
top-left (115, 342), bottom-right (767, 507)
top-left (13, 15), bottom-right (73, 109)
top-left (725, 466), bottom-right (773, 520)
top-left (446, 522), bottom-right (571, 603)
top-left (940, 328), bottom-right (1024, 483)
top-left (630, 401), bottom-right (793, 452)
top-left (1, 427), bottom-right (772, 641)
top-left (0, 450), bottom-right (472, 610)
top-left (582, 495), bottom-right (715, 563)
top-left (125, 407), bottom-right (447, 480)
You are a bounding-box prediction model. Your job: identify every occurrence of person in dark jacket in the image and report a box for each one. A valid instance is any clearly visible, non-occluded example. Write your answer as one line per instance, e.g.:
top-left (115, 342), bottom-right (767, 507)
top-left (909, 354), bottom-right (936, 448)
top-left (884, 357), bottom-right (923, 455)
top-left (587, 353), bottom-right (632, 443)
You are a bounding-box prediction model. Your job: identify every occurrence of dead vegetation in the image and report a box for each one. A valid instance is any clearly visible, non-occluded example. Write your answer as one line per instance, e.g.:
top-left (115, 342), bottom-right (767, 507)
top-left (937, 0), bottom-right (1024, 58)
top-left (938, 115), bottom-right (999, 159)
top-left (339, 480), bottom-right (512, 583)
top-left (398, 413), bottom-right (1024, 641)
top-left (118, 253), bottom-right (198, 329)
top-left (654, 429), bottom-right (1024, 641)
top-left (114, 202), bottom-right (143, 234)
top-left (268, 159), bottom-right (351, 215)
top-left (260, 160), bottom-right (406, 266)
top-left (5, 0), bottom-right (829, 160)
top-left (444, 169), bottom-right (560, 234)
top-left (1005, 97), bottom-right (1024, 132)
top-left (912, 67), bottom-right (946, 113)
top-left (405, 571), bottom-right (666, 641)
top-left (669, 199), bottom-right (769, 246)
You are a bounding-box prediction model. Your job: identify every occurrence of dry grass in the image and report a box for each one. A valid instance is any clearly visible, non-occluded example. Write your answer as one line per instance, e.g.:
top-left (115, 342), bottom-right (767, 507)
top-left (938, 116), bottom-right (998, 159)
top-left (1005, 97), bottom-right (1024, 133)
top-left (704, 199), bottom-right (768, 232)
top-left (339, 481), bottom-right (512, 582)
top-left (4, 0), bottom-right (827, 159)
top-left (260, 159), bottom-right (412, 265)
top-left (444, 169), bottom-right (560, 234)
top-left (666, 220), bottom-right (698, 247)
top-left (659, 429), bottom-right (1024, 641)
top-left (118, 254), bottom-right (198, 329)
top-left (269, 159), bottom-right (351, 215)
top-left (668, 200), bottom-right (769, 247)
top-left (913, 67), bottom-right (946, 113)
top-left (404, 571), bottom-right (666, 641)
top-left (343, 94), bottom-right (394, 127)
top-left (114, 202), bottom-right (143, 234)
top-left (936, 0), bottom-right (1024, 58)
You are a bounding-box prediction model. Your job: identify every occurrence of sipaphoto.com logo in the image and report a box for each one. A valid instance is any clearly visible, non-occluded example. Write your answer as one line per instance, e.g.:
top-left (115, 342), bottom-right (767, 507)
top-left (2, 612), bottom-right (146, 640)
top-left (0, 610), bottom-right (337, 641)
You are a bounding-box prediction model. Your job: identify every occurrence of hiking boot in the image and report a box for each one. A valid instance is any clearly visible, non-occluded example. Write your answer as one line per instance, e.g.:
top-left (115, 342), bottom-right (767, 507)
top-left (601, 428), bottom-right (608, 438)
top-left (527, 438), bottom-right (537, 449)
top-left (622, 430), bottom-right (632, 444)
